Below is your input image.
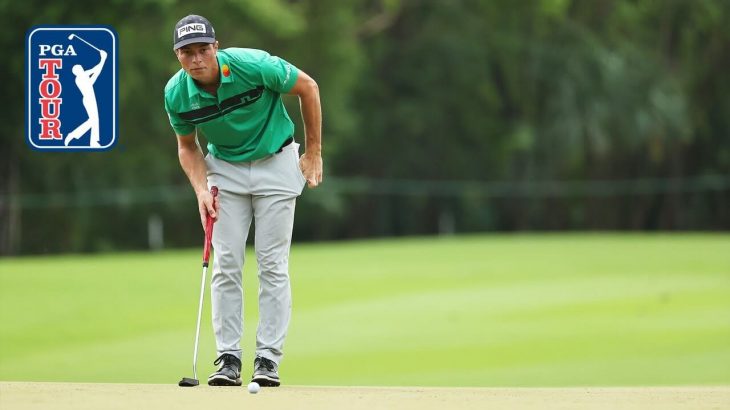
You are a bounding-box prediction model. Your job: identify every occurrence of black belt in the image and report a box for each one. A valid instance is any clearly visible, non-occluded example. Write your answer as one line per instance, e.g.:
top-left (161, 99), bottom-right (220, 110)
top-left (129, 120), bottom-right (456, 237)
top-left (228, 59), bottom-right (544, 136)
top-left (275, 137), bottom-right (294, 154)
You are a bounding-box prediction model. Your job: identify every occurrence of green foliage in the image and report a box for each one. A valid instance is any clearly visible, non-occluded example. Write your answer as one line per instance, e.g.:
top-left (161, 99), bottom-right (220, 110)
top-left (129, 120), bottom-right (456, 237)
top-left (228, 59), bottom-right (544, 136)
top-left (1, 0), bottom-right (729, 254)
top-left (334, 0), bottom-right (729, 235)
top-left (1, 234), bottom-right (729, 385)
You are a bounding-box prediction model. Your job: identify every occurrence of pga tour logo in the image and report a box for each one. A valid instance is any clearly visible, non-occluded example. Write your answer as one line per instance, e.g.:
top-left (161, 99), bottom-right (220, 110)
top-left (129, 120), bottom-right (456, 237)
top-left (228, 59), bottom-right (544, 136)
top-left (26, 26), bottom-right (118, 151)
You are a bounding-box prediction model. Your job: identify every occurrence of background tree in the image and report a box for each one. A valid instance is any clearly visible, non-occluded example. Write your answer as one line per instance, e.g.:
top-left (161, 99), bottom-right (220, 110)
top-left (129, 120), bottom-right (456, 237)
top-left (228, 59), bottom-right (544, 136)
top-left (1, 0), bottom-right (728, 254)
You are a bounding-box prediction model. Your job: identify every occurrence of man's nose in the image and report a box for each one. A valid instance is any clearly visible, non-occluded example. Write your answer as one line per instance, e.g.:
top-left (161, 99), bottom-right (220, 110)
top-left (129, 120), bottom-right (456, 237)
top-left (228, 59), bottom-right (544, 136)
top-left (192, 52), bottom-right (202, 64)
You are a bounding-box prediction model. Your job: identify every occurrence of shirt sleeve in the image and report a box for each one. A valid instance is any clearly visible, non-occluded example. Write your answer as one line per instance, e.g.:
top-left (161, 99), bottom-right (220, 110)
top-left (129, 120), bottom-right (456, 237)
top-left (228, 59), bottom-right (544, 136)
top-left (259, 54), bottom-right (299, 94)
top-left (164, 95), bottom-right (195, 136)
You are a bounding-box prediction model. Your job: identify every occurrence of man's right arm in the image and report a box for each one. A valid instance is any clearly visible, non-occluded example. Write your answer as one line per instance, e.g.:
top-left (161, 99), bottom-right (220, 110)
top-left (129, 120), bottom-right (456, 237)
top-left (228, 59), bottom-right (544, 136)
top-left (88, 50), bottom-right (108, 83)
top-left (177, 131), bottom-right (218, 228)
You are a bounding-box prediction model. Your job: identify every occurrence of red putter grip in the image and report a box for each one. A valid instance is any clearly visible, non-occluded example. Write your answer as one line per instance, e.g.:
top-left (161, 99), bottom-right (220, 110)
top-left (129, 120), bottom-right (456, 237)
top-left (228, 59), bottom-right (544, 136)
top-left (202, 186), bottom-right (219, 266)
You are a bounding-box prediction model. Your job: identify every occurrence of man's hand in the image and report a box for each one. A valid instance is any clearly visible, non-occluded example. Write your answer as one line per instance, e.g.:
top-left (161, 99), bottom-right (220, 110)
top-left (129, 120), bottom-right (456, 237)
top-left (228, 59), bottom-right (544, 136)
top-left (300, 152), bottom-right (323, 188)
top-left (197, 189), bottom-right (219, 229)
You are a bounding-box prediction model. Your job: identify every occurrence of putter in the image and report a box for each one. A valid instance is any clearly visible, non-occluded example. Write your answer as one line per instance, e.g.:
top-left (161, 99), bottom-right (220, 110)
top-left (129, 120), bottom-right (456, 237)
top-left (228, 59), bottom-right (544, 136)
top-left (179, 186), bottom-right (219, 387)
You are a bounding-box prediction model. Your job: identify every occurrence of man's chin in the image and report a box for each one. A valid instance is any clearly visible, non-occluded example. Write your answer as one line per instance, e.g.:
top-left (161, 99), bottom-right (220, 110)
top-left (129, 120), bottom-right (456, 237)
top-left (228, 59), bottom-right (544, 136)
top-left (188, 69), bottom-right (206, 79)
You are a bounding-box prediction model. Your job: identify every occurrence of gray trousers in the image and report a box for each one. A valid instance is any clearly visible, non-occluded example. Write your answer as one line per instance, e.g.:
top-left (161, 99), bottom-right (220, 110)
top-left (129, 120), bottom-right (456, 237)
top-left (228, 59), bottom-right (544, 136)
top-left (205, 142), bottom-right (306, 365)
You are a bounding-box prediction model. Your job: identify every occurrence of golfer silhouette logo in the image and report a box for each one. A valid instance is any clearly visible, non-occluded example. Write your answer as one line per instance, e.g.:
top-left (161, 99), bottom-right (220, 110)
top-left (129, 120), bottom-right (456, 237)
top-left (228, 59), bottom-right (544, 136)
top-left (65, 34), bottom-right (107, 148)
top-left (25, 26), bottom-right (118, 151)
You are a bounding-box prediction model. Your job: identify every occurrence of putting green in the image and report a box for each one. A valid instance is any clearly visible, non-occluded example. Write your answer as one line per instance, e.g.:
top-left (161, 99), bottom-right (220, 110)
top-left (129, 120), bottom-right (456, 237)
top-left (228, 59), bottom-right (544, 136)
top-left (1, 382), bottom-right (728, 410)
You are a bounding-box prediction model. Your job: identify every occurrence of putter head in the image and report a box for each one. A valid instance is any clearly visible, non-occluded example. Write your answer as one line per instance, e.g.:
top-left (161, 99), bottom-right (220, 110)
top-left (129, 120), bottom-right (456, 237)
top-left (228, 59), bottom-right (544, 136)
top-left (178, 377), bottom-right (199, 387)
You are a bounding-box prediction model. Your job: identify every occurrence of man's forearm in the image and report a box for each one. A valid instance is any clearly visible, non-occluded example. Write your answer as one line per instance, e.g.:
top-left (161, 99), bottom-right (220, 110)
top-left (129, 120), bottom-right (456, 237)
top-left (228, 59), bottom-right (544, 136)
top-left (299, 83), bottom-right (322, 155)
top-left (178, 144), bottom-right (208, 195)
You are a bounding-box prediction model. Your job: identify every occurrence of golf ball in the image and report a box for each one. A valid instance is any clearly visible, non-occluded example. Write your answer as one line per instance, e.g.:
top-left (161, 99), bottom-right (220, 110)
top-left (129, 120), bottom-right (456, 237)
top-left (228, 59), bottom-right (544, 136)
top-left (247, 382), bottom-right (260, 394)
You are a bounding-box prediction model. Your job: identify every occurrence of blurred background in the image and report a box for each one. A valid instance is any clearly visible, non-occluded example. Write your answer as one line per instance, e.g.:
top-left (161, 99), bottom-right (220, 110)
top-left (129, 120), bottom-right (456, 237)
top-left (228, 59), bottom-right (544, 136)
top-left (2, 0), bottom-right (729, 255)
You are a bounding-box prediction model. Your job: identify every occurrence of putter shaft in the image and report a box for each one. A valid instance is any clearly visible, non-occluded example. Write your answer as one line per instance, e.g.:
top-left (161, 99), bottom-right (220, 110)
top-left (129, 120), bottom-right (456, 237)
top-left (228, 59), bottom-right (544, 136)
top-left (191, 264), bottom-right (207, 380)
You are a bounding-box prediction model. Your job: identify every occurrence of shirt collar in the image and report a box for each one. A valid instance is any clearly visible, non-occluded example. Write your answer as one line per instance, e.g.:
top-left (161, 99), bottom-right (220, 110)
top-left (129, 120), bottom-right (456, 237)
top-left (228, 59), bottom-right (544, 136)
top-left (185, 73), bottom-right (201, 98)
top-left (217, 52), bottom-right (234, 84)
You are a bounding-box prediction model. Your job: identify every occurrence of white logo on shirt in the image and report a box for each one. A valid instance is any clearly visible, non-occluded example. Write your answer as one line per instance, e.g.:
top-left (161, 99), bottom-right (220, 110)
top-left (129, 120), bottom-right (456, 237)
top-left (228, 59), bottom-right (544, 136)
top-left (284, 64), bottom-right (292, 84)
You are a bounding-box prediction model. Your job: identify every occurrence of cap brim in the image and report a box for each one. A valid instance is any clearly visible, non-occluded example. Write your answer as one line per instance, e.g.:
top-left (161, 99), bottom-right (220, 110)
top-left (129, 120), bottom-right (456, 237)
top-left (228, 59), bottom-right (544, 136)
top-left (173, 37), bottom-right (216, 50)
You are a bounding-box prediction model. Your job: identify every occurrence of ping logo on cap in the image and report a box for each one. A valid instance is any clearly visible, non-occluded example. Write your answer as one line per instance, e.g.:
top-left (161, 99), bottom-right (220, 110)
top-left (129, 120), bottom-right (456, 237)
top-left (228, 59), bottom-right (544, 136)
top-left (25, 26), bottom-right (118, 151)
top-left (178, 23), bottom-right (207, 37)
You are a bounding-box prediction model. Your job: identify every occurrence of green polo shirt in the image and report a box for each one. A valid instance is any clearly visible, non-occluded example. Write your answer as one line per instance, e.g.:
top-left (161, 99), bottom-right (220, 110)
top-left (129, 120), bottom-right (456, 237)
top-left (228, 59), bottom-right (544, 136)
top-left (164, 48), bottom-right (299, 162)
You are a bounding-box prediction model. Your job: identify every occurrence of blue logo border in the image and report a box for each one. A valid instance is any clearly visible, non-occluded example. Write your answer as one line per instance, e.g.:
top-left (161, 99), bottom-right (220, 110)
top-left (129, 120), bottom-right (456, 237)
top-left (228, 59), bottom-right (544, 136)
top-left (25, 25), bottom-right (119, 152)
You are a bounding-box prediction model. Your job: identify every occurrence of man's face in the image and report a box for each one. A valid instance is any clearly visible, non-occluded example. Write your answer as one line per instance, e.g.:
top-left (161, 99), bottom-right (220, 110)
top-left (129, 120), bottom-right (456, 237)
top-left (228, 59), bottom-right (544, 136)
top-left (176, 42), bottom-right (219, 85)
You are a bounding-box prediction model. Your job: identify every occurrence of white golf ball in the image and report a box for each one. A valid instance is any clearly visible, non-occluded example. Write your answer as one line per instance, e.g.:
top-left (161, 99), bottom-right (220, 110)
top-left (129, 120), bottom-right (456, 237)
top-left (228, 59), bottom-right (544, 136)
top-left (247, 382), bottom-right (261, 394)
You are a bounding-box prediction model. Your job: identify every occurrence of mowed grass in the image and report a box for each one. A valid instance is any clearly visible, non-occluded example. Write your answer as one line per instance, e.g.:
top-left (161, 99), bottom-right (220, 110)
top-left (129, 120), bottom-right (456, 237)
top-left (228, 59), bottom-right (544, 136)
top-left (0, 234), bottom-right (728, 386)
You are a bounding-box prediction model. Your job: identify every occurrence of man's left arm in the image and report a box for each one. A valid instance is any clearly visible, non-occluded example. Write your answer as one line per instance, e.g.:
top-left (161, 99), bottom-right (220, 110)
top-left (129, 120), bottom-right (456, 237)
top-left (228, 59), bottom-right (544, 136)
top-left (287, 70), bottom-right (322, 188)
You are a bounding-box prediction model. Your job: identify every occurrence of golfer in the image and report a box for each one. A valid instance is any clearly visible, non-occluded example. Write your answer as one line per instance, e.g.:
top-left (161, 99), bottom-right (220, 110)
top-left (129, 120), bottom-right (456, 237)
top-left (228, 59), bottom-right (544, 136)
top-left (164, 15), bottom-right (322, 387)
top-left (65, 49), bottom-right (107, 147)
